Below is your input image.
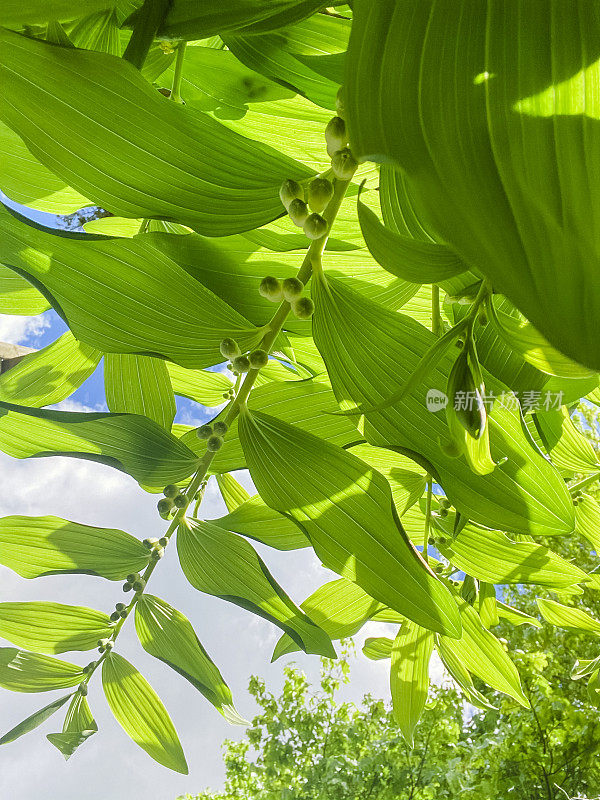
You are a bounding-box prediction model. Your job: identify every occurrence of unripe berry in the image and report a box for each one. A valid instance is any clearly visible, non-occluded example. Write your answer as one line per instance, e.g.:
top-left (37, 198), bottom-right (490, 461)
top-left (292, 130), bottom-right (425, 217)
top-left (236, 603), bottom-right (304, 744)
top-left (157, 498), bottom-right (173, 515)
top-left (126, 573), bottom-right (139, 584)
top-left (232, 355), bottom-right (250, 373)
top-left (110, 611), bottom-right (120, 622)
top-left (207, 434), bottom-right (224, 452)
top-left (335, 86), bottom-right (346, 120)
top-left (428, 537), bottom-right (436, 545)
top-left (249, 349), bottom-right (269, 369)
top-left (292, 297), bottom-right (315, 320)
top-left (78, 683), bottom-right (88, 696)
top-left (163, 484), bottom-right (178, 499)
top-left (143, 537), bottom-right (159, 549)
top-left (152, 547), bottom-right (165, 560)
top-left (197, 424), bottom-right (213, 439)
top-left (303, 213), bottom-right (328, 240)
top-left (119, 608), bottom-right (129, 618)
top-left (288, 198), bottom-right (310, 227)
top-left (82, 661), bottom-right (96, 674)
top-left (132, 579), bottom-right (146, 592)
top-left (331, 147), bottom-right (358, 180)
top-left (115, 603), bottom-right (126, 612)
top-left (279, 178), bottom-right (304, 210)
top-left (219, 337), bottom-right (241, 359)
top-left (213, 421), bottom-right (228, 436)
top-left (98, 638), bottom-right (110, 649)
top-left (307, 178), bottom-right (334, 213)
top-left (173, 493), bottom-right (187, 508)
top-left (325, 116), bottom-right (348, 157)
top-left (158, 537), bottom-right (168, 547)
top-left (259, 275), bottom-right (283, 302)
top-left (123, 582), bottom-right (133, 592)
top-left (282, 277), bottom-right (304, 302)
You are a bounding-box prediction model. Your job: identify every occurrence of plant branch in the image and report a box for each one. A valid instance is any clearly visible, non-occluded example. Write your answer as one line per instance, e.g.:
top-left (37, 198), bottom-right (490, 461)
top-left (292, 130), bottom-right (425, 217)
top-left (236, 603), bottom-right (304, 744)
top-left (123, 0), bottom-right (172, 71)
top-left (170, 41), bottom-right (186, 103)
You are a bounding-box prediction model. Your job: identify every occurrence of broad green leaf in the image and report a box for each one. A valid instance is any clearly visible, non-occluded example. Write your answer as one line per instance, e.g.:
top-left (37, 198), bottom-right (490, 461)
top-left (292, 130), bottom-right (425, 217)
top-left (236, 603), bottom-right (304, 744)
top-left (0, 1), bottom-right (114, 26)
top-left (238, 408), bottom-right (461, 637)
top-left (0, 648), bottom-right (83, 692)
top-left (0, 205), bottom-right (263, 369)
top-left (177, 518), bottom-right (335, 658)
top-left (65, 7), bottom-right (121, 56)
top-left (0, 603), bottom-right (112, 655)
top-left (534, 408), bottom-right (599, 476)
top-left (390, 620), bottom-right (434, 746)
top-left (0, 693), bottom-right (72, 746)
top-left (210, 493), bottom-right (310, 551)
top-left (0, 515), bottom-right (149, 580)
top-left (215, 473), bottom-right (250, 513)
top-left (0, 264), bottom-right (50, 315)
top-left (167, 363), bottom-right (232, 407)
top-left (496, 601), bottom-right (542, 629)
top-left (135, 595), bottom-right (244, 724)
top-left (272, 578), bottom-right (385, 660)
top-left (0, 401), bottom-right (199, 487)
top-left (478, 582), bottom-right (499, 629)
top-left (345, 0), bottom-right (600, 371)
top-left (576, 494), bottom-right (600, 552)
top-left (439, 599), bottom-right (528, 707)
top-left (572, 654), bottom-right (600, 681)
top-left (0, 332), bottom-right (101, 408)
top-left (105, 354), bottom-right (176, 429)
top-left (311, 271), bottom-right (575, 536)
top-left (0, 30), bottom-right (312, 235)
top-left (436, 637), bottom-right (497, 711)
top-left (439, 525), bottom-right (587, 588)
top-left (102, 652), bottom-right (188, 774)
top-left (363, 638), bottom-right (393, 661)
top-left (347, 446), bottom-right (426, 516)
top-left (537, 598), bottom-right (600, 635)
top-left (47, 693), bottom-right (97, 760)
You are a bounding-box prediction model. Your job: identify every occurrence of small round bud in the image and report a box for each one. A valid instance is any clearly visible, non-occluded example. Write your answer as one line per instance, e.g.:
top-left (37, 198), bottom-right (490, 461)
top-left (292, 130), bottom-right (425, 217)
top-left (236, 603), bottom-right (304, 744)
top-left (232, 355), bottom-right (251, 373)
top-left (213, 421), bottom-right (228, 436)
top-left (78, 683), bottom-right (88, 696)
top-left (207, 434), bottom-right (224, 452)
top-left (428, 537), bottom-right (435, 545)
top-left (219, 337), bottom-right (241, 359)
top-left (288, 198), bottom-right (310, 227)
top-left (325, 116), bottom-right (348, 157)
top-left (143, 537), bottom-right (159, 549)
top-left (98, 638), bottom-right (110, 649)
top-left (573, 498), bottom-right (580, 506)
top-left (123, 582), bottom-right (133, 592)
top-left (222, 392), bottom-right (230, 399)
top-left (105, 641), bottom-right (114, 651)
top-left (163, 484), bottom-right (178, 498)
top-left (303, 213), bottom-right (328, 240)
top-left (152, 547), bottom-right (165, 560)
top-left (197, 424), bottom-right (213, 439)
top-left (307, 178), bottom-right (334, 213)
top-left (335, 86), bottom-right (346, 120)
top-left (158, 537), bottom-right (168, 547)
top-left (82, 662), bottom-right (96, 674)
top-left (173, 493), bottom-right (187, 508)
top-left (157, 498), bottom-right (173, 515)
top-left (279, 178), bottom-right (304, 210)
top-left (259, 275), bottom-right (283, 302)
top-left (110, 611), bottom-right (120, 622)
top-left (132, 579), bottom-right (146, 592)
top-left (438, 508), bottom-right (448, 518)
top-left (119, 608), bottom-right (129, 619)
top-left (115, 603), bottom-right (126, 612)
top-left (249, 349), bottom-right (269, 369)
top-left (282, 277), bottom-right (304, 302)
top-left (126, 574), bottom-right (139, 584)
top-left (292, 297), bottom-right (315, 320)
top-left (331, 147), bottom-right (358, 180)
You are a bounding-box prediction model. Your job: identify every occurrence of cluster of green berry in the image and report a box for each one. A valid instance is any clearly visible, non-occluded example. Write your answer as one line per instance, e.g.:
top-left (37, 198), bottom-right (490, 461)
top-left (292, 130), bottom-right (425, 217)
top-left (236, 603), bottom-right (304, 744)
top-left (196, 419), bottom-right (228, 452)
top-left (97, 637), bottom-right (114, 653)
top-left (143, 536), bottom-right (168, 560)
top-left (279, 177), bottom-right (332, 240)
top-left (157, 483), bottom-right (187, 518)
top-left (325, 88), bottom-right (358, 180)
top-left (109, 601), bottom-right (129, 622)
top-left (573, 490), bottom-right (585, 506)
top-left (220, 337), bottom-right (269, 375)
top-left (122, 572), bottom-right (146, 593)
top-left (258, 275), bottom-right (314, 319)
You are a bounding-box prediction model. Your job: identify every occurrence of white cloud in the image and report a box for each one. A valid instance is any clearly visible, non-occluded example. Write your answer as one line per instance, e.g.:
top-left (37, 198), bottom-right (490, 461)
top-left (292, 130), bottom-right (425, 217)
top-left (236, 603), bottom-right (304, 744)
top-left (0, 313), bottom-right (51, 345)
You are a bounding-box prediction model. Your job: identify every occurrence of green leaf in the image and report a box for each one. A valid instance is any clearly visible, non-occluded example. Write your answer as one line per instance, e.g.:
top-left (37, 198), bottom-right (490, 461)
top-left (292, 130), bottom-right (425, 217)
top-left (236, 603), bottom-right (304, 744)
top-left (66, 7), bottom-right (121, 56)
top-left (0, 332), bottom-right (101, 408)
top-left (0, 205), bottom-right (263, 369)
top-left (496, 601), bottom-right (542, 629)
top-left (102, 652), bottom-right (188, 773)
top-left (478, 582), bottom-right (499, 629)
top-left (0, 401), bottom-right (199, 487)
top-left (177, 518), bottom-right (335, 658)
top-left (210, 493), bottom-right (310, 551)
top-left (436, 637), bottom-right (497, 711)
top-left (534, 408), bottom-right (599, 476)
top-left (0, 648), bottom-right (83, 692)
top-left (0, 263), bottom-right (50, 315)
top-left (47, 693), bottom-right (97, 760)
top-left (311, 271), bottom-right (575, 537)
top-left (272, 578), bottom-right (386, 660)
top-left (135, 595), bottom-right (245, 724)
top-left (0, 515), bottom-right (150, 580)
top-left (537, 598), bottom-right (600, 634)
top-left (215, 473), bottom-right (250, 513)
top-left (167, 363), bottom-right (233, 407)
top-left (439, 599), bottom-right (528, 707)
top-left (0, 1), bottom-right (114, 27)
top-left (0, 693), bottom-right (72, 746)
top-left (238, 408), bottom-right (461, 637)
top-left (576, 494), bottom-right (600, 552)
top-left (0, 30), bottom-right (312, 235)
top-left (0, 603), bottom-right (113, 655)
top-left (105, 354), bottom-right (176, 429)
top-left (362, 637), bottom-right (393, 661)
top-left (390, 620), bottom-right (434, 746)
top-left (347, 445), bottom-right (426, 515)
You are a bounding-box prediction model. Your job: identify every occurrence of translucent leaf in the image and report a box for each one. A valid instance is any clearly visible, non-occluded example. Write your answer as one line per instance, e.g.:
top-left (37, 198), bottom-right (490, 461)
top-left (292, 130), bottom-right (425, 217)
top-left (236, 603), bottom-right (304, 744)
top-left (0, 693), bottom-right (72, 745)
top-left (0, 648), bottom-right (83, 692)
top-left (0, 602), bottom-right (113, 654)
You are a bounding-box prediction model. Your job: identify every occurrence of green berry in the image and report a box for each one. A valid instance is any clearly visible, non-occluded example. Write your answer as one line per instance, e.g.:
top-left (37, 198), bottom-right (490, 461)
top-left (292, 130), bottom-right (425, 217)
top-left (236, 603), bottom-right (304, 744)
top-left (159, 537), bottom-right (168, 547)
top-left (115, 603), bottom-right (125, 612)
top-left (98, 638), bottom-right (110, 649)
top-left (307, 177), bottom-right (334, 213)
top-left (331, 147), bottom-right (358, 180)
top-left (207, 434), bottom-right (224, 452)
top-left (157, 498), bottom-right (173, 515)
top-left (428, 537), bottom-right (436, 545)
top-left (123, 582), bottom-right (133, 592)
top-left (288, 198), bottom-right (310, 227)
top-left (279, 178), bottom-right (304, 210)
top-left (303, 213), bottom-right (328, 240)
top-left (197, 424), bottom-right (213, 439)
top-left (219, 337), bottom-right (241, 359)
top-left (249, 349), bottom-right (269, 369)
top-left (292, 297), bottom-right (315, 320)
top-left (126, 573), bottom-right (138, 584)
top-left (173, 493), bottom-right (187, 508)
top-left (163, 484), bottom-right (178, 498)
top-left (325, 116), bottom-right (348, 157)
top-left (213, 421), bottom-right (228, 435)
top-left (119, 608), bottom-right (129, 619)
top-left (143, 537), bottom-right (159, 549)
top-left (282, 277), bottom-right (304, 302)
top-left (335, 85), bottom-right (346, 120)
top-left (232, 355), bottom-right (250, 373)
top-left (132, 579), bottom-right (146, 592)
top-left (152, 547), bottom-right (165, 560)
top-left (82, 661), bottom-right (96, 674)
top-left (78, 683), bottom-right (88, 696)
top-left (110, 611), bottom-right (120, 622)
top-left (259, 275), bottom-right (283, 302)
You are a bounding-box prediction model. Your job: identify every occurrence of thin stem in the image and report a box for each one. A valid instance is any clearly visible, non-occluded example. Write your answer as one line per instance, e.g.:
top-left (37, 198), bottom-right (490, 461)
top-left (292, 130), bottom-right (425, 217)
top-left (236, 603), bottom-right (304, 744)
top-left (423, 476), bottom-right (433, 565)
top-left (170, 42), bottom-right (186, 104)
top-left (122, 0), bottom-right (171, 71)
top-left (431, 285), bottom-right (442, 337)
top-left (569, 471), bottom-right (600, 495)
